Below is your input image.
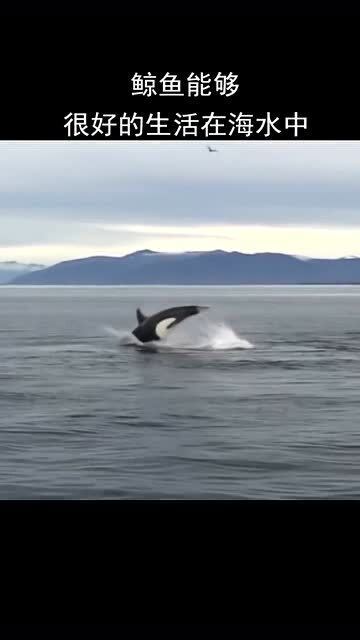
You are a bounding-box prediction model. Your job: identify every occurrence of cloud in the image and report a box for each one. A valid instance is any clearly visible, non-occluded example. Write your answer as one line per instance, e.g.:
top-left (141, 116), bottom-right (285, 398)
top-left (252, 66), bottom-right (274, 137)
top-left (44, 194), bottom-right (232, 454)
top-left (1, 141), bottom-right (360, 263)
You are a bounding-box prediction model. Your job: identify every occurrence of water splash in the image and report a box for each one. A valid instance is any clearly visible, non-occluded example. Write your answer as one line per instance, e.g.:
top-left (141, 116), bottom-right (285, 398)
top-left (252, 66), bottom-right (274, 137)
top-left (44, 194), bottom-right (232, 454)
top-left (104, 326), bottom-right (138, 345)
top-left (162, 318), bottom-right (253, 351)
top-left (195, 321), bottom-right (253, 350)
top-left (104, 319), bottom-right (254, 352)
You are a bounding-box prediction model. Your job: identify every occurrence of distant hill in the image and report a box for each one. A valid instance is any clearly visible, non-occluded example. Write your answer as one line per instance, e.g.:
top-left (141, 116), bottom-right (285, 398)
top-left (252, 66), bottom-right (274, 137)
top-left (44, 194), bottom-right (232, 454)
top-left (8, 250), bottom-right (360, 285)
top-left (0, 261), bottom-right (45, 284)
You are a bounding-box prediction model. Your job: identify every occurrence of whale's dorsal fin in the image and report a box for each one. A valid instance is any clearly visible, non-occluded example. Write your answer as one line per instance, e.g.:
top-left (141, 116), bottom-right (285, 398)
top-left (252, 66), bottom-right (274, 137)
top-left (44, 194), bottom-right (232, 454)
top-left (136, 308), bottom-right (147, 324)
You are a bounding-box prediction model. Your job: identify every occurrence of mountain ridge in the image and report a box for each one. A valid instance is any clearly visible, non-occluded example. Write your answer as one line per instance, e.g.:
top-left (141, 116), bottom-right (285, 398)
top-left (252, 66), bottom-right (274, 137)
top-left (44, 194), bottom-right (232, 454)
top-left (0, 261), bottom-right (45, 284)
top-left (7, 250), bottom-right (360, 285)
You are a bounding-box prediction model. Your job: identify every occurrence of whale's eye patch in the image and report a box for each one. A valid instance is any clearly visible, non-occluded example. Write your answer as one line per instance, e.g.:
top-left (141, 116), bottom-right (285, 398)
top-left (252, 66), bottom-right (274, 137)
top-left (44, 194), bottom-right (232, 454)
top-left (155, 317), bottom-right (177, 339)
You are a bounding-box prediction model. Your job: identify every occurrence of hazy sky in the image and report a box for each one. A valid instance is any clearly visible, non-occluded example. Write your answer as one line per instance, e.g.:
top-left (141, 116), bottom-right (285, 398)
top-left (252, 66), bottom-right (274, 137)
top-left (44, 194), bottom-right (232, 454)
top-left (1, 141), bottom-right (360, 264)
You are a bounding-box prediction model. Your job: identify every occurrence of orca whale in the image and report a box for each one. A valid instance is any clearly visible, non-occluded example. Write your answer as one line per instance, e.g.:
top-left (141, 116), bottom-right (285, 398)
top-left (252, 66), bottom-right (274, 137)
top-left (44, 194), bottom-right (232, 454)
top-left (132, 305), bottom-right (209, 343)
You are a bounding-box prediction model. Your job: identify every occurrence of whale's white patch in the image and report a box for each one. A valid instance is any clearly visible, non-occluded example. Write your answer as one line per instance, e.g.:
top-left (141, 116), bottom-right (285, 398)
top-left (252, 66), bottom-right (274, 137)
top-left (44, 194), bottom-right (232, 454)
top-left (155, 317), bottom-right (176, 339)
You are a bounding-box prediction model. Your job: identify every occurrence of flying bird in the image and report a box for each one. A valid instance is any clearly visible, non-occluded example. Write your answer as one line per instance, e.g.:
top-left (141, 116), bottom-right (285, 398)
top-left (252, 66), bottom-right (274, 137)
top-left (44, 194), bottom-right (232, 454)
top-left (207, 145), bottom-right (219, 153)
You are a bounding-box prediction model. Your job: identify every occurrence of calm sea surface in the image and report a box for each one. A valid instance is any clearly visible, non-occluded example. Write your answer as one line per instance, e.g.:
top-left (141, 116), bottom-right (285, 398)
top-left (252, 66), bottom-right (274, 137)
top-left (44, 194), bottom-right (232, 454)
top-left (1, 285), bottom-right (360, 499)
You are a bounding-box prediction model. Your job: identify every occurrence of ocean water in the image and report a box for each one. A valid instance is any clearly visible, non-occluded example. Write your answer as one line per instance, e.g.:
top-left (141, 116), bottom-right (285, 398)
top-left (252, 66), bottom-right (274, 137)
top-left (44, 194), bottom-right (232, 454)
top-left (1, 285), bottom-right (360, 499)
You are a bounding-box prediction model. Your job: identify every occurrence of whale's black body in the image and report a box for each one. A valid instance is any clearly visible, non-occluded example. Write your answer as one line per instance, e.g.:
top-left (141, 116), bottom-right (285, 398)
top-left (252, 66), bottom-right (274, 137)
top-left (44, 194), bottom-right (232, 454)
top-left (132, 305), bottom-right (209, 343)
